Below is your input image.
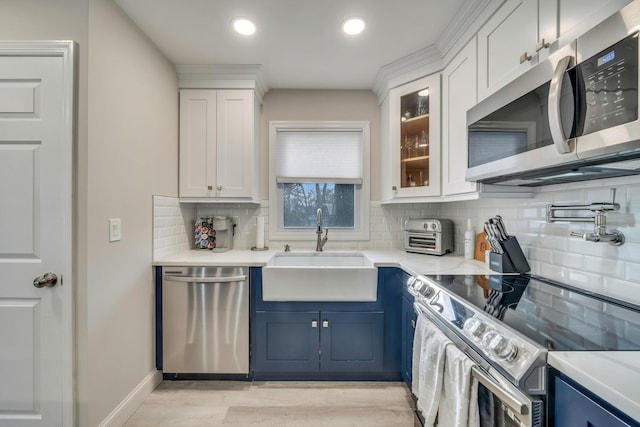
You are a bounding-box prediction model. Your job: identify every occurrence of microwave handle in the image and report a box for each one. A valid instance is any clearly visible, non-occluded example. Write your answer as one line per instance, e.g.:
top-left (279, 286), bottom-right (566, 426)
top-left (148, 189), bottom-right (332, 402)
top-left (548, 55), bottom-right (575, 154)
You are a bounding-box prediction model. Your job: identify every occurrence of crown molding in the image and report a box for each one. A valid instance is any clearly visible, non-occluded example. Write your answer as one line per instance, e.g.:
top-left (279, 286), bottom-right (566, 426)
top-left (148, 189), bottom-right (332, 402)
top-left (372, 45), bottom-right (443, 103)
top-left (176, 64), bottom-right (268, 103)
top-left (436, 0), bottom-right (497, 57)
top-left (372, 0), bottom-right (500, 103)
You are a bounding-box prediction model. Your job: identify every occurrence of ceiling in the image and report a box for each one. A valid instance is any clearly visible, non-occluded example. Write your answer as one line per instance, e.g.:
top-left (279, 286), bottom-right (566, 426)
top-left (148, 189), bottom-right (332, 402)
top-left (114, 0), bottom-right (468, 91)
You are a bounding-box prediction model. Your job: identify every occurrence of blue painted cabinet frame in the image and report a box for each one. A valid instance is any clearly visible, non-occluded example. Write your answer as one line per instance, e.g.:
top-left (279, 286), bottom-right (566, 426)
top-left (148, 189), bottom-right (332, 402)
top-left (251, 267), bottom-right (402, 379)
top-left (401, 292), bottom-right (416, 386)
top-left (553, 373), bottom-right (640, 426)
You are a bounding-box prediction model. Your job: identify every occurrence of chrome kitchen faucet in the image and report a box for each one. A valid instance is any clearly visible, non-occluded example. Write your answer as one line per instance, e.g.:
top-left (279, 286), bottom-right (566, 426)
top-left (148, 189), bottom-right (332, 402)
top-left (315, 208), bottom-right (328, 252)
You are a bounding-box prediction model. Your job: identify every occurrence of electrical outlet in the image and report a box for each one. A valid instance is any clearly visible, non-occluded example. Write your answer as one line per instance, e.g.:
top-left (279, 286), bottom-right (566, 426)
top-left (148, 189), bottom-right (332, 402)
top-left (109, 218), bottom-right (121, 242)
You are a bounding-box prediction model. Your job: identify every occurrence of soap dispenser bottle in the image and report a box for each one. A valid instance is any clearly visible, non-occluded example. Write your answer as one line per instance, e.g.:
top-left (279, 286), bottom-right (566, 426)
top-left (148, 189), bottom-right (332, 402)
top-left (464, 218), bottom-right (475, 260)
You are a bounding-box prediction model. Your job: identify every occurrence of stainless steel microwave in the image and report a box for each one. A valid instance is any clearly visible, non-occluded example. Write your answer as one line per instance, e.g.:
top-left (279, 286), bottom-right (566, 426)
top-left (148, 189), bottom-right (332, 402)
top-left (467, 1), bottom-right (640, 186)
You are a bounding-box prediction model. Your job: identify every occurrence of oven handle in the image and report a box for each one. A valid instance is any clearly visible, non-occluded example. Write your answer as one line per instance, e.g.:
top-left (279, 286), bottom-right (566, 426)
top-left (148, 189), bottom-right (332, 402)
top-left (471, 366), bottom-right (528, 417)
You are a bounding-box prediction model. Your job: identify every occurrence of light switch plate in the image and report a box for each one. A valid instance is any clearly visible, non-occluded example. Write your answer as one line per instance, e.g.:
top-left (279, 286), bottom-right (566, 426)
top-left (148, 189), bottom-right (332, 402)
top-left (109, 218), bottom-right (121, 242)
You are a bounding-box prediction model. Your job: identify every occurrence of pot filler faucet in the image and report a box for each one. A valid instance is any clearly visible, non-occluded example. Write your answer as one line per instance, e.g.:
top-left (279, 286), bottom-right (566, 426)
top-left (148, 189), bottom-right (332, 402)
top-left (316, 208), bottom-right (329, 252)
top-left (546, 188), bottom-right (625, 245)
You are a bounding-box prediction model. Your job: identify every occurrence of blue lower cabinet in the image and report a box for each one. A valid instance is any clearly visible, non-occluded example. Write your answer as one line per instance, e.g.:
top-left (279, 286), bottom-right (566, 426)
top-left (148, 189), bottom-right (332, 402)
top-left (401, 295), bottom-right (416, 386)
top-left (254, 311), bottom-right (320, 372)
top-left (554, 375), bottom-right (639, 427)
top-left (253, 310), bottom-right (384, 374)
top-left (320, 311), bottom-right (384, 372)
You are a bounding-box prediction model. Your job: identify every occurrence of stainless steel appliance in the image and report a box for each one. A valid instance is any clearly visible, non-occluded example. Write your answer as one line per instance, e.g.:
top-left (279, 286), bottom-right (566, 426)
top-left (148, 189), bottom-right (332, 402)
top-left (467, 1), bottom-right (640, 186)
top-left (162, 266), bottom-right (249, 376)
top-left (409, 274), bottom-right (640, 426)
top-left (403, 218), bottom-right (454, 255)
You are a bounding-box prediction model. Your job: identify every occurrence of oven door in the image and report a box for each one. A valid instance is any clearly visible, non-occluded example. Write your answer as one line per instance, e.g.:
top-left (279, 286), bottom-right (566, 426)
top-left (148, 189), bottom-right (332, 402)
top-left (415, 306), bottom-right (544, 427)
top-left (472, 365), bottom-right (544, 427)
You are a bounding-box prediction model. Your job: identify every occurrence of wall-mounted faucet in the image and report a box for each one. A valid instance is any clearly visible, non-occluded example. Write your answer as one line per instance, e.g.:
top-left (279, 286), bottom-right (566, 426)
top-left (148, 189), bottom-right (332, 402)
top-left (315, 208), bottom-right (328, 252)
top-left (546, 188), bottom-right (625, 245)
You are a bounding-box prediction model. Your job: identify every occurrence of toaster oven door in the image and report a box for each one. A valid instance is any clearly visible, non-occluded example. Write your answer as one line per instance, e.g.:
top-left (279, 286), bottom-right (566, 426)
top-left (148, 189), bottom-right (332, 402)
top-left (405, 231), bottom-right (440, 254)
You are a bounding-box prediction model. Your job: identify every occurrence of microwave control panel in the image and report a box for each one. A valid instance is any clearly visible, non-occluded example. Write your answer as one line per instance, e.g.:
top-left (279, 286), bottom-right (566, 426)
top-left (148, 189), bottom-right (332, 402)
top-left (578, 32), bottom-right (638, 136)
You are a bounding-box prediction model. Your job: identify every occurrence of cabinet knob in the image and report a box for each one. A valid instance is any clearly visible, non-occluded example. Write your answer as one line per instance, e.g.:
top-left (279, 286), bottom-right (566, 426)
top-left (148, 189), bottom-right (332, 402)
top-left (322, 320), bottom-right (329, 328)
top-left (392, 186), bottom-right (397, 192)
top-left (311, 320), bottom-right (318, 328)
top-left (535, 39), bottom-right (550, 52)
top-left (519, 51), bottom-right (533, 64)
top-left (207, 185), bottom-right (213, 190)
top-left (217, 185), bottom-right (223, 191)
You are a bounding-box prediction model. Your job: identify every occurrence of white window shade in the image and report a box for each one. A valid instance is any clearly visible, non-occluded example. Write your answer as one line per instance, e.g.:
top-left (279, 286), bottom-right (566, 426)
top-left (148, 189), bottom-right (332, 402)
top-left (276, 130), bottom-right (363, 184)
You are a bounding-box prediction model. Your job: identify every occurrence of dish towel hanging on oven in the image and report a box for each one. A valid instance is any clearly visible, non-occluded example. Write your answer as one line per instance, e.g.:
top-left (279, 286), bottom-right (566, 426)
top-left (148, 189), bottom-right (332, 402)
top-left (412, 312), bottom-right (452, 426)
top-left (436, 344), bottom-right (480, 427)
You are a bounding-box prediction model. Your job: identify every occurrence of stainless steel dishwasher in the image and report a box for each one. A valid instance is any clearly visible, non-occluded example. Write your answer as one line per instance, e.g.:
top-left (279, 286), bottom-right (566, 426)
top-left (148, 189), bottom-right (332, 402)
top-left (162, 266), bottom-right (249, 375)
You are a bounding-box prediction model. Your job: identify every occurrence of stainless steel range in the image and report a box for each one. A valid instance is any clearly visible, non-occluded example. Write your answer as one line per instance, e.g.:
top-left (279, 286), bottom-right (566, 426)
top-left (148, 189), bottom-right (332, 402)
top-left (408, 273), bottom-right (640, 426)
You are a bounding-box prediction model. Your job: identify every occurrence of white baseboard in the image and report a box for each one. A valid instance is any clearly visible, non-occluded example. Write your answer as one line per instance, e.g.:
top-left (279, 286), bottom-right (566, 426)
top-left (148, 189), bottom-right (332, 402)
top-left (98, 370), bottom-right (162, 427)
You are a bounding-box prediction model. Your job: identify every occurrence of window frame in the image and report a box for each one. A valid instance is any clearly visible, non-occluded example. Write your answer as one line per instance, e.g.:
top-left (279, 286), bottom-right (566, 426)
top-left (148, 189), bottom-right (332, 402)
top-left (268, 120), bottom-right (370, 242)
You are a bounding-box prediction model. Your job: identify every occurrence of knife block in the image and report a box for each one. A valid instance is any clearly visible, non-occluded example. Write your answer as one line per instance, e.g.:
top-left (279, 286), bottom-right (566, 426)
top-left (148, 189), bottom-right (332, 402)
top-left (489, 236), bottom-right (530, 273)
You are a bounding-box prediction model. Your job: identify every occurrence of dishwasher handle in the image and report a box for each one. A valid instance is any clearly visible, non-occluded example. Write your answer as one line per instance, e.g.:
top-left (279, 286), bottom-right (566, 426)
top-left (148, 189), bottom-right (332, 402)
top-left (164, 275), bottom-right (247, 283)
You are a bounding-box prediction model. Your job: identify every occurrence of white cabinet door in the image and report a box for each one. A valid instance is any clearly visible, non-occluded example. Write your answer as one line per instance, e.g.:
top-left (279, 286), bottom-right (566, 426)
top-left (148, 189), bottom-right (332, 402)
top-left (179, 89), bottom-right (256, 199)
top-left (442, 39), bottom-right (480, 196)
top-left (558, 0), bottom-right (631, 41)
top-left (386, 74), bottom-right (441, 199)
top-left (216, 90), bottom-right (255, 198)
top-left (179, 89), bottom-right (217, 198)
top-left (477, 0), bottom-right (540, 100)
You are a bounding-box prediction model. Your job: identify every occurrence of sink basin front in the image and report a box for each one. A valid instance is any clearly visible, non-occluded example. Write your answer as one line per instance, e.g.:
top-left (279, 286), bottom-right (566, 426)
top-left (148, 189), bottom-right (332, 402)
top-left (262, 252), bottom-right (378, 302)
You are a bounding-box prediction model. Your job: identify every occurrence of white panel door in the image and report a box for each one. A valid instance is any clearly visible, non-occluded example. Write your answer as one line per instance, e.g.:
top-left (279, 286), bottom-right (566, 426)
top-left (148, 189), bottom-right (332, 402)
top-left (477, 0), bottom-right (538, 100)
top-left (0, 43), bottom-right (74, 427)
top-left (216, 90), bottom-right (254, 198)
top-left (442, 39), bottom-right (480, 196)
top-left (179, 89), bottom-right (217, 198)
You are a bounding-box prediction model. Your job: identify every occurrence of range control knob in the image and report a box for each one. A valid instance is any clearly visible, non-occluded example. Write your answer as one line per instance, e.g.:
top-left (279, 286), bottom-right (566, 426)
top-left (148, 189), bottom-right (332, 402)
top-left (421, 285), bottom-right (434, 298)
top-left (463, 317), bottom-right (487, 341)
top-left (481, 330), bottom-right (518, 362)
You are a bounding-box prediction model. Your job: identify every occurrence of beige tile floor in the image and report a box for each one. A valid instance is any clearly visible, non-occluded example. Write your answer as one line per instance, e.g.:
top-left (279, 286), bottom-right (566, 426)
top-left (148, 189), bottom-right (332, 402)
top-left (124, 381), bottom-right (417, 427)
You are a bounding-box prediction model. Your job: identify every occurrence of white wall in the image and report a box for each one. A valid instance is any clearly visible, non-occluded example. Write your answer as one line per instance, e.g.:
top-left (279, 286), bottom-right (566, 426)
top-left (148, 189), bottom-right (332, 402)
top-left (440, 176), bottom-right (640, 306)
top-left (85, 0), bottom-right (178, 425)
top-left (260, 90), bottom-right (381, 201)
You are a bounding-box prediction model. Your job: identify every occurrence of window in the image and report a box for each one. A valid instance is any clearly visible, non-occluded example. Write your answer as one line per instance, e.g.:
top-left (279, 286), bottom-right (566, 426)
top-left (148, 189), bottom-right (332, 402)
top-left (269, 121), bottom-right (370, 241)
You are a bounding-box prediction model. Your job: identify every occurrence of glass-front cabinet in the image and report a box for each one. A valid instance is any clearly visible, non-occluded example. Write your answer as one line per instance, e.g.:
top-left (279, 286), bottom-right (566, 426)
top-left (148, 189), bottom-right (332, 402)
top-left (383, 74), bottom-right (441, 200)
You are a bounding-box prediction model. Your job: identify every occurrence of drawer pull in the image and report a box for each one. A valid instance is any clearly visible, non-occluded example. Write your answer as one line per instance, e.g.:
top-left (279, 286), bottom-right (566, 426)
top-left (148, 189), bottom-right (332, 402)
top-left (311, 320), bottom-right (318, 328)
top-left (519, 51), bottom-right (532, 64)
top-left (322, 320), bottom-right (329, 328)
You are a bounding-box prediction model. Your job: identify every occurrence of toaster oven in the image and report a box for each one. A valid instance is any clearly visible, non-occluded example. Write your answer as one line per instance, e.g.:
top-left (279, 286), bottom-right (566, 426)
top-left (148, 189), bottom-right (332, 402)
top-left (403, 218), bottom-right (454, 255)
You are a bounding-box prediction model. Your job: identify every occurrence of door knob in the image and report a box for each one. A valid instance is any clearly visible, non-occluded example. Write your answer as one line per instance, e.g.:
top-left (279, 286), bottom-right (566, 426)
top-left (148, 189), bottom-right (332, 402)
top-left (33, 273), bottom-right (58, 288)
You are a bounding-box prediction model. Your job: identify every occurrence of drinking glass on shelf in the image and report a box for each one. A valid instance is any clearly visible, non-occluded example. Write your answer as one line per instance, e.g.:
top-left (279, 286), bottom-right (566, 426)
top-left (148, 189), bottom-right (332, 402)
top-left (419, 130), bottom-right (429, 156)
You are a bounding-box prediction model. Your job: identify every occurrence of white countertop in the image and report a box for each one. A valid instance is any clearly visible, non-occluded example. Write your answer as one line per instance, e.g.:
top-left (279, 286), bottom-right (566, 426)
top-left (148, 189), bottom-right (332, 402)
top-left (548, 352), bottom-right (640, 422)
top-left (153, 248), bottom-right (494, 275)
top-left (154, 248), bottom-right (640, 421)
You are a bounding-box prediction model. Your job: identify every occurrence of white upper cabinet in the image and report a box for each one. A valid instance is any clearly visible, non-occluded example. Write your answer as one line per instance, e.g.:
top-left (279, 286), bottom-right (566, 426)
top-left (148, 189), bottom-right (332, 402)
top-left (478, 0), bottom-right (557, 101)
top-left (442, 39), bottom-right (479, 196)
top-left (382, 74), bottom-right (441, 201)
top-left (557, 0), bottom-right (631, 42)
top-left (179, 89), bottom-right (259, 201)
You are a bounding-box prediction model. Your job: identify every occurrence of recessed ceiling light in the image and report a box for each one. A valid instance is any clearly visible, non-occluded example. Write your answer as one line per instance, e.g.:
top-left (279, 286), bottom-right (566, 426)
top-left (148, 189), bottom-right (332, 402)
top-left (342, 17), bottom-right (366, 36)
top-left (232, 18), bottom-right (256, 36)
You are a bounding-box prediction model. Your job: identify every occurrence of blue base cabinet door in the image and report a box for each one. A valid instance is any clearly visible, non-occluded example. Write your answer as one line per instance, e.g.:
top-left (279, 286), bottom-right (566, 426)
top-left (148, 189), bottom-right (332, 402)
top-left (320, 311), bottom-right (384, 372)
top-left (401, 295), bottom-right (416, 386)
top-left (254, 311), bottom-right (319, 372)
top-left (554, 376), bottom-right (638, 427)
